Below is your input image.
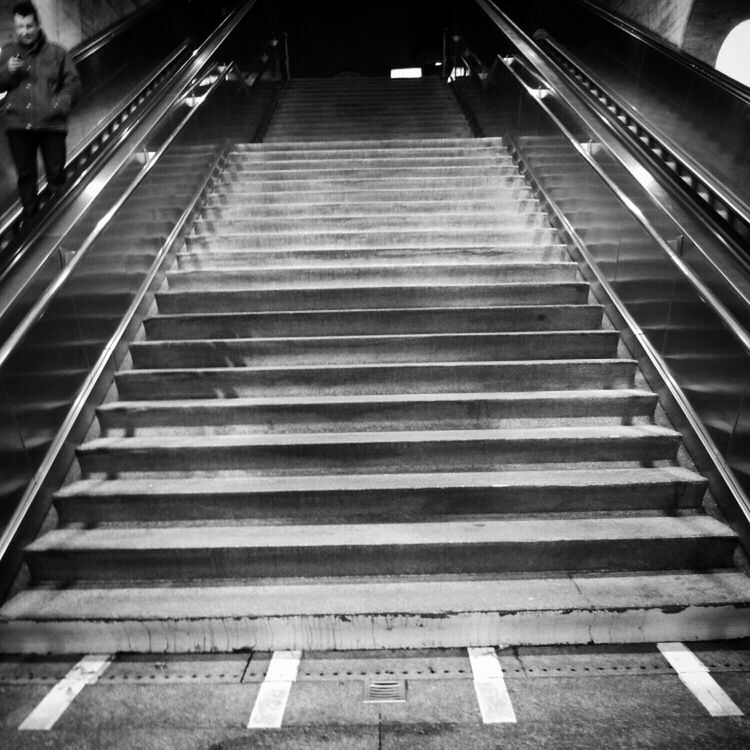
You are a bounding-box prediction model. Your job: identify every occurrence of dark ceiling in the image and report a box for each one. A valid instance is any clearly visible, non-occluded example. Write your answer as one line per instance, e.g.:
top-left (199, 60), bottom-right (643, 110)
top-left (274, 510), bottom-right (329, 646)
top-left (258, 0), bottom-right (459, 77)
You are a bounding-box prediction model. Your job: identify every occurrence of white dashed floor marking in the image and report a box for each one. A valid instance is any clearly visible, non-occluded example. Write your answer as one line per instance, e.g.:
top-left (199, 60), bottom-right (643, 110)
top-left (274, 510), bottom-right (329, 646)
top-left (18, 654), bottom-right (113, 731)
top-left (247, 650), bottom-right (302, 729)
top-left (657, 642), bottom-right (744, 717)
top-left (468, 646), bottom-right (517, 724)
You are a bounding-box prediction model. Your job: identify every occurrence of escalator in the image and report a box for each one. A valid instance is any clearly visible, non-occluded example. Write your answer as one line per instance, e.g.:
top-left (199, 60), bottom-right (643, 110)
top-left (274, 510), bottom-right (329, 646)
top-left (466, 0), bottom-right (750, 217)
top-left (0, 0), bottom-right (284, 597)
top-left (0, 0), bottom-right (219, 246)
top-left (1, 0), bottom-right (750, 653)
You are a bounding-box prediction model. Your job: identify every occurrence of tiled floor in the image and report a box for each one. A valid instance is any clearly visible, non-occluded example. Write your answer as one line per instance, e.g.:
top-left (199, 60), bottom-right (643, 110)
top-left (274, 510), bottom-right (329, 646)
top-left (1, 643), bottom-right (750, 748)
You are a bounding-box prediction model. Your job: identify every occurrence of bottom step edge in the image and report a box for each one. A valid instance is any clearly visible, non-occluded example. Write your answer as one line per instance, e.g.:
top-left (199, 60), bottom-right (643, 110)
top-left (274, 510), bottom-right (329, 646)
top-left (2, 605), bottom-right (749, 653)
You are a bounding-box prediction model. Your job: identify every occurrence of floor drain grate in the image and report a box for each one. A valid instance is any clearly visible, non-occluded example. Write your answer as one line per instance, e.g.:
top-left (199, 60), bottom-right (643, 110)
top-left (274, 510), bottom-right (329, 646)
top-left (364, 679), bottom-right (407, 703)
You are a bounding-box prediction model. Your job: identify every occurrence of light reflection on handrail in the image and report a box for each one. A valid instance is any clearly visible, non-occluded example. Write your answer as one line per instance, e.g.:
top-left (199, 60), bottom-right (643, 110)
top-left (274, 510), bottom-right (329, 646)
top-left (0, 41), bottom-right (191, 253)
top-left (0, 135), bottom-right (232, 570)
top-left (536, 32), bottom-right (750, 243)
top-left (574, 0), bottom-right (750, 107)
top-left (0, 0), bottom-right (260, 259)
top-left (506, 130), bottom-right (750, 541)
top-left (70, 0), bottom-right (173, 63)
top-left (0, 62), bottom-right (233, 375)
top-left (0, 0), bottom-right (259, 314)
top-left (496, 52), bottom-right (750, 361)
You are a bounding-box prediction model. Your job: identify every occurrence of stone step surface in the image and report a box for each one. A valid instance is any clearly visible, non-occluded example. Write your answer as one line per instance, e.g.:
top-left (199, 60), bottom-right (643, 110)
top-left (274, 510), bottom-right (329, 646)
top-left (53, 466), bottom-right (705, 523)
top-left (143, 304), bottom-right (603, 337)
top-left (165, 262), bottom-right (578, 289)
top-left (173, 244), bottom-right (570, 269)
top-left (128, 330), bottom-right (619, 368)
top-left (114, 359), bottom-right (638, 399)
top-left (3, 79), bottom-right (746, 654)
top-left (24, 515), bottom-right (736, 582)
top-left (76, 425), bottom-right (682, 475)
top-left (94, 389), bottom-right (659, 434)
top-left (4, 571), bottom-right (750, 653)
top-left (155, 282), bottom-right (591, 313)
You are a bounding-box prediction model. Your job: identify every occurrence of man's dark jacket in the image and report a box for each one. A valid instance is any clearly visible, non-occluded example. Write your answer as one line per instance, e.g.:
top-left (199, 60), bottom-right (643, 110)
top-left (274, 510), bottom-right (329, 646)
top-left (0, 31), bottom-right (81, 132)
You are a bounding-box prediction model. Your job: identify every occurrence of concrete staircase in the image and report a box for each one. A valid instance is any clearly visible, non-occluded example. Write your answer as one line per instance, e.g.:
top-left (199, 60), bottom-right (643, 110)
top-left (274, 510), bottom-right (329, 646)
top-left (2, 78), bottom-right (750, 653)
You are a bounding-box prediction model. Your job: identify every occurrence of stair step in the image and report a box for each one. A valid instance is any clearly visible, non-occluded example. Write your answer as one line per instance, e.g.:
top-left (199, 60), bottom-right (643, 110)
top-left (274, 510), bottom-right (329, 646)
top-left (230, 143), bottom-right (503, 161)
top-left (264, 131), bottom-right (473, 142)
top-left (234, 136), bottom-right (503, 151)
top-left (209, 183), bottom-right (532, 201)
top-left (4, 571), bottom-right (749, 653)
top-left (156, 282), bottom-right (590, 313)
top-left (95, 390), bottom-right (658, 435)
top-left (227, 156), bottom-right (507, 170)
top-left (201, 198), bottom-right (539, 217)
top-left (55, 466), bottom-right (704, 523)
top-left (222, 164), bottom-right (513, 180)
top-left (128, 331), bottom-right (619, 368)
top-left (143, 305), bottom-right (603, 338)
top-left (166, 262), bottom-right (577, 289)
top-left (207, 186), bottom-right (533, 205)
top-left (189, 212), bottom-right (548, 233)
top-left (23, 516), bottom-right (736, 583)
top-left (174, 244), bottom-right (569, 269)
top-left (76, 425), bottom-right (681, 474)
top-left (213, 174), bottom-right (528, 193)
top-left (183, 227), bottom-right (557, 250)
top-left (114, 359), bottom-right (637, 399)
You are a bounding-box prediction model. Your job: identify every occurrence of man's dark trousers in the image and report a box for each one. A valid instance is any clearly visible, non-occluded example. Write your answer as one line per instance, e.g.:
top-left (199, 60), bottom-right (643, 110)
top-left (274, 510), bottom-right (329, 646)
top-left (6, 129), bottom-right (66, 221)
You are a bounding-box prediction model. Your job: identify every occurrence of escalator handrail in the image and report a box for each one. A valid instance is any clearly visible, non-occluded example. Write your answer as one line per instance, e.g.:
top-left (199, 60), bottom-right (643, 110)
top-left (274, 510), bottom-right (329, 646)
top-left (0, 69), bottom-right (237, 571)
top-left (0, 0), bottom-right (172, 104)
top-left (536, 31), bottom-right (750, 247)
top-left (0, 40), bottom-right (192, 254)
top-left (0, 61), bottom-right (227, 374)
top-left (574, 0), bottom-right (750, 106)
top-left (0, 0), bottom-right (259, 318)
top-left (472, 0), bottom-right (750, 361)
top-left (507, 129), bottom-right (750, 542)
top-left (0, 0), bottom-right (259, 262)
top-left (496, 49), bottom-right (750, 362)
top-left (69, 0), bottom-right (173, 63)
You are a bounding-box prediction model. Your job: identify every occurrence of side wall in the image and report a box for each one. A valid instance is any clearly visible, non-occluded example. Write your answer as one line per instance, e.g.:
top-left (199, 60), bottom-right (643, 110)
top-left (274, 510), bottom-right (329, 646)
top-left (0, 0), bottom-right (154, 52)
top-left (593, 0), bottom-right (692, 47)
top-left (594, 0), bottom-right (750, 66)
top-left (682, 0), bottom-right (750, 66)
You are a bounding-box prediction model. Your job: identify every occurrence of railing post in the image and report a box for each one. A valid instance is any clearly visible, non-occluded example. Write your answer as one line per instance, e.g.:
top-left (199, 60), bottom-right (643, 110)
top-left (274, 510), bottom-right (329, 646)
top-left (284, 31), bottom-right (291, 81)
top-left (442, 28), bottom-right (448, 80)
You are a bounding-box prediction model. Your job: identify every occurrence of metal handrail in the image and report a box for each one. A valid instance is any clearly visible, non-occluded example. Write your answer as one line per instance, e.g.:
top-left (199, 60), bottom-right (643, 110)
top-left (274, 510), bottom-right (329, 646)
top-left (536, 32), bottom-right (750, 244)
top-left (508, 130), bottom-right (750, 546)
top-left (0, 62), bottom-right (231, 376)
top-left (497, 51), bottom-right (750, 363)
top-left (0, 40), bottom-right (192, 254)
top-left (574, 0), bottom-right (750, 107)
top-left (69, 0), bottom-right (173, 63)
top-left (0, 0), bottom-right (259, 317)
top-left (0, 0), bottom-right (259, 258)
top-left (0, 120), bottom-right (233, 572)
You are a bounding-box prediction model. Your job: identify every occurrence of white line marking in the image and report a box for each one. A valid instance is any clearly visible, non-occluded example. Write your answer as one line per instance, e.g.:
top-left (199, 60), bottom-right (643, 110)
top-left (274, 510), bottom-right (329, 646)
top-left (657, 642), bottom-right (744, 717)
top-left (468, 646), bottom-right (517, 724)
top-left (247, 650), bottom-right (302, 729)
top-left (19, 654), bottom-right (113, 731)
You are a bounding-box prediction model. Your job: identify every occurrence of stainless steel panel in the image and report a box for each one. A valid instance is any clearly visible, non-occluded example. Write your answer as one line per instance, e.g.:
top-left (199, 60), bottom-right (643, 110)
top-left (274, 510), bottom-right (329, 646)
top-left (456, 54), bottom-right (750, 504)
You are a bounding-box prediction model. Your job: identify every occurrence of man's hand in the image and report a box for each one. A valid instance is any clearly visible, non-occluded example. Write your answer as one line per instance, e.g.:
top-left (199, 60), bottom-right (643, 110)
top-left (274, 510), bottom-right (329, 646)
top-left (7, 55), bottom-right (24, 74)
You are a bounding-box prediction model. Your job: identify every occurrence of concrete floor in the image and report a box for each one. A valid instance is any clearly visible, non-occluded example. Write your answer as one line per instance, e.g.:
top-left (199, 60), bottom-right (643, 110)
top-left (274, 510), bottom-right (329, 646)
top-left (1, 643), bottom-right (749, 749)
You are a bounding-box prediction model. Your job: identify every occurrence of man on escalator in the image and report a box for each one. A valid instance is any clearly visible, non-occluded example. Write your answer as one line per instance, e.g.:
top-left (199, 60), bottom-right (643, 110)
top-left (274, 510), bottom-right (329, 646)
top-left (0, 1), bottom-right (81, 227)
